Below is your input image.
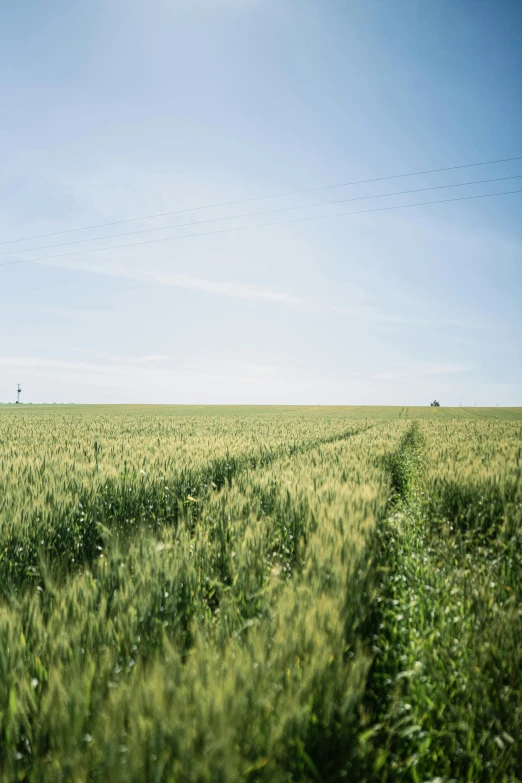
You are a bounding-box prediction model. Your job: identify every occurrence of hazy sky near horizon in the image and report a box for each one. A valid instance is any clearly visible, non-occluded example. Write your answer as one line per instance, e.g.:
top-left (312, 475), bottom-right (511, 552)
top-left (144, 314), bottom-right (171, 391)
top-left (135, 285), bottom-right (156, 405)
top-left (1, 0), bottom-right (521, 405)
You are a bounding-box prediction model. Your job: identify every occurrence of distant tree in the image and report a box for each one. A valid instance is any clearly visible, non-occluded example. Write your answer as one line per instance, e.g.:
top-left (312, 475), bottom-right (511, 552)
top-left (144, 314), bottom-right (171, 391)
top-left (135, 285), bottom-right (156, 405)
top-left (430, 400), bottom-right (440, 407)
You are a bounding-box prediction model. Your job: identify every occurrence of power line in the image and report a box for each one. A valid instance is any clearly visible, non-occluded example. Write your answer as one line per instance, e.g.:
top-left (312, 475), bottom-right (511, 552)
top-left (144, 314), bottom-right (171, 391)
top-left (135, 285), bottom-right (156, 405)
top-left (1, 188), bottom-right (520, 270)
top-left (2, 173), bottom-right (521, 259)
top-left (1, 154), bottom-right (521, 246)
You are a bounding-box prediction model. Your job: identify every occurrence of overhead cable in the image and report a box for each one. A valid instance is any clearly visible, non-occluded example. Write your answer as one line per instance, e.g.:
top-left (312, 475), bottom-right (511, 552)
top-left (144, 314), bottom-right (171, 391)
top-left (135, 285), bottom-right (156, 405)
top-left (1, 154), bottom-right (521, 246)
top-left (1, 188), bottom-right (520, 270)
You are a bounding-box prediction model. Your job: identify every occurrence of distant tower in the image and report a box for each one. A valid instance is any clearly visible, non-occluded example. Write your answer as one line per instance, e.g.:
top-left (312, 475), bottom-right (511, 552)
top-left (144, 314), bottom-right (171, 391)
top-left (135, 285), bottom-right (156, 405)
top-left (16, 384), bottom-right (22, 404)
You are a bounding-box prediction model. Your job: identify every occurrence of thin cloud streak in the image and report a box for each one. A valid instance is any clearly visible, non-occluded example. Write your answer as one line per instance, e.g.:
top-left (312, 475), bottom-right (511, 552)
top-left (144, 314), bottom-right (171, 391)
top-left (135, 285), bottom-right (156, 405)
top-left (0, 355), bottom-right (286, 397)
top-left (0, 356), bottom-right (146, 376)
top-left (420, 362), bottom-right (471, 375)
top-left (36, 258), bottom-right (472, 326)
top-left (375, 362), bottom-right (471, 380)
top-left (330, 305), bottom-right (478, 329)
top-left (40, 259), bottom-right (303, 305)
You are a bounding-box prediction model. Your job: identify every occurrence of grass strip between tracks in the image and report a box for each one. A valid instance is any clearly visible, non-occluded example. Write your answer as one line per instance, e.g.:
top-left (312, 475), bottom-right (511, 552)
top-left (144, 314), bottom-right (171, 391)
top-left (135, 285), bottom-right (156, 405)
top-left (357, 424), bottom-right (522, 782)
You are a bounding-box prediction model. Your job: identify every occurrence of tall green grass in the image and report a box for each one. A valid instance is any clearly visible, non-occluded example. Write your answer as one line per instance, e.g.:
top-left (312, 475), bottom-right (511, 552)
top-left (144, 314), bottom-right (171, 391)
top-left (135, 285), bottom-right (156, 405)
top-left (360, 421), bottom-right (522, 782)
top-left (0, 406), bottom-right (520, 781)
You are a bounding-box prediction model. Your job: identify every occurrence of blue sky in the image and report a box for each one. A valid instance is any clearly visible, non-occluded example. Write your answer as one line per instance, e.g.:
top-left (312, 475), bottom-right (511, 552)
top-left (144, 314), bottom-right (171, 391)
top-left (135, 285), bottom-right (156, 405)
top-left (1, 0), bottom-right (521, 405)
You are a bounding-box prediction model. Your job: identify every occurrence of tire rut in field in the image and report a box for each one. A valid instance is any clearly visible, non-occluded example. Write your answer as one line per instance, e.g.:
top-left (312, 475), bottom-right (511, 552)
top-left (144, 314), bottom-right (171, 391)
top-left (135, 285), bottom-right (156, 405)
top-left (0, 422), bottom-right (382, 783)
top-left (352, 423), bottom-right (425, 780)
top-left (0, 424), bottom-right (374, 593)
top-left (351, 424), bottom-right (522, 782)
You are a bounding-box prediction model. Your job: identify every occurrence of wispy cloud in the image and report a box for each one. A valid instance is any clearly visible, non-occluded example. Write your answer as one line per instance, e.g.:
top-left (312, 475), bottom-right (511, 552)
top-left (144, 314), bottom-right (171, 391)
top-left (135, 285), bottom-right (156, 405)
top-left (0, 354), bottom-right (284, 400)
top-left (375, 362), bottom-right (471, 381)
top-left (34, 255), bottom-right (479, 326)
top-left (330, 305), bottom-right (477, 329)
top-left (0, 356), bottom-right (141, 376)
top-left (32, 305), bottom-right (107, 317)
top-left (40, 259), bottom-right (303, 305)
top-left (0, 354), bottom-right (277, 383)
top-left (374, 371), bottom-right (403, 381)
top-left (60, 347), bottom-right (169, 364)
top-left (152, 271), bottom-right (302, 303)
top-left (419, 362), bottom-right (471, 375)
top-left (3, 343), bottom-right (170, 365)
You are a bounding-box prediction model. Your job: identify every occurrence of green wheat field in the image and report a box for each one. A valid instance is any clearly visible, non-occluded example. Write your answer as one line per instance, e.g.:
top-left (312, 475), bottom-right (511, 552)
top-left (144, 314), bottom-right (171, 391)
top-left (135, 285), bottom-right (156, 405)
top-left (0, 405), bottom-right (521, 782)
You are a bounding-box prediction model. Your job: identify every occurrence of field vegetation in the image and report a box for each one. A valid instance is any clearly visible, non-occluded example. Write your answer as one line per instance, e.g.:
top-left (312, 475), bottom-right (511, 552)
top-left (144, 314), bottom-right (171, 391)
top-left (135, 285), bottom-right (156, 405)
top-left (0, 405), bottom-right (520, 781)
